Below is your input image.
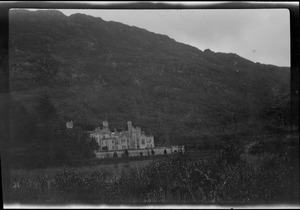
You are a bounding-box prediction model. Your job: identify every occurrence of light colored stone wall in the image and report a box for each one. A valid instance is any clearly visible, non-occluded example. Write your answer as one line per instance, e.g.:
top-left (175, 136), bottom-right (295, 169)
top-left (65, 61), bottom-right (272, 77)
top-left (90, 121), bottom-right (153, 151)
top-left (94, 145), bottom-right (185, 159)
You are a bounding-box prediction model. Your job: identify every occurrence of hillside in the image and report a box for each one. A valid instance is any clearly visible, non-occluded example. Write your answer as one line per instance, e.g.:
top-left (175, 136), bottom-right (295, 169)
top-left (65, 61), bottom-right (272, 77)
top-left (9, 9), bottom-right (290, 145)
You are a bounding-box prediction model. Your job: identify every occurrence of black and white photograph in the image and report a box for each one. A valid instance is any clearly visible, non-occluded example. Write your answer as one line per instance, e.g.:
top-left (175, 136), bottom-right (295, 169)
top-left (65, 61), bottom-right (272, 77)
top-left (1, 1), bottom-right (299, 209)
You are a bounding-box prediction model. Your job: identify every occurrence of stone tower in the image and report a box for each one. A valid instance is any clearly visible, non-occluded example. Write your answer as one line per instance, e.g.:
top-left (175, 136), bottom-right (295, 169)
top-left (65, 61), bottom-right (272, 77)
top-left (103, 121), bottom-right (109, 129)
top-left (66, 120), bottom-right (73, 129)
top-left (127, 121), bottom-right (132, 132)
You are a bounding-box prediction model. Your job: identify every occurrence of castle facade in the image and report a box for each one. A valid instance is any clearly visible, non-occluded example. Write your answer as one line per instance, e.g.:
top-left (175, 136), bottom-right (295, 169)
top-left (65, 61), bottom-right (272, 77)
top-left (89, 121), bottom-right (154, 151)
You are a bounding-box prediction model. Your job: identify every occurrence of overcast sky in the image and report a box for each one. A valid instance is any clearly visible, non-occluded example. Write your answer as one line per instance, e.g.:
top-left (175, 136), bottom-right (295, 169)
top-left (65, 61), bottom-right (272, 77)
top-left (30, 8), bottom-right (290, 67)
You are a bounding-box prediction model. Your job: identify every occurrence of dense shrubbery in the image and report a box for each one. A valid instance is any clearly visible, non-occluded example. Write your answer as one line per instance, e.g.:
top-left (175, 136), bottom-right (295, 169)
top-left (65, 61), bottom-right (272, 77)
top-left (51, 167), bottom-right (109, 202)
top-left (9, 92), bottom-right (99, 169)
top-left (8, 140), bottom-right (299, 205)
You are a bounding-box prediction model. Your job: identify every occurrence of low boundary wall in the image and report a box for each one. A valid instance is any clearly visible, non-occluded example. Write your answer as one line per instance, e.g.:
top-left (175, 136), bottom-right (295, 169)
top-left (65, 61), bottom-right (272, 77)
top-left (94, 146), bottom-right (184, 159)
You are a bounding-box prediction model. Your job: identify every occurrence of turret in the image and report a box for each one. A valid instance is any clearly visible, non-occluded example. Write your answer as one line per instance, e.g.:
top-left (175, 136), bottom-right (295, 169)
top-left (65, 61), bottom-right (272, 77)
top-left (102, 121), bottom-right (109, 129)
top-left (127, 121), bottom-right (132, 132)
top-left (66, 120), bottom-right (73, 129)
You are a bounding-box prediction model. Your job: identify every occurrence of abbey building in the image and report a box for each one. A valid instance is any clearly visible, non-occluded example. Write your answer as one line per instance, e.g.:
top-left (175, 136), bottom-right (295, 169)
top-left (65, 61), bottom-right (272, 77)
top-left (89, 121), bottom-right (155, 151)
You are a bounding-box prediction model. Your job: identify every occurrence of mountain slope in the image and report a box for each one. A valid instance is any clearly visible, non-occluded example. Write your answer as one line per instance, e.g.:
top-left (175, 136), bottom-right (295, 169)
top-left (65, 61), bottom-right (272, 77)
top-left (9, 9), bottom-right (290, 145)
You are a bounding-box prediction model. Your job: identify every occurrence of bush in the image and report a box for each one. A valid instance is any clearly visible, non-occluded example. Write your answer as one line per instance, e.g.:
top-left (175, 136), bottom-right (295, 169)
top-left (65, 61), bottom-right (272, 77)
top-left (9, 143), bottom-right (298, 204)
top-left (248, 138), bottom-right (287, 156)
top-left (124, 150), bottom-right (129, 157)
top-left (217, 139), bottom-right (244, 165)
top-left (151, 149), bottom-right (155, 155)
top-left (51, 167), bottom-right (108, 202)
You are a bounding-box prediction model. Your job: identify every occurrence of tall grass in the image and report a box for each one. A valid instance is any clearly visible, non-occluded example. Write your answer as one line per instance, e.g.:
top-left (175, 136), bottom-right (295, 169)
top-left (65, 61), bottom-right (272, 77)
top-left (6, 141), bottom-right (299, 205)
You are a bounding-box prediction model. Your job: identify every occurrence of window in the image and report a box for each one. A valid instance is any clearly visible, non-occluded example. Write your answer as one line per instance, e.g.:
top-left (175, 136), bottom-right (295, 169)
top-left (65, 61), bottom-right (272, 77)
top-left (128, 145), bottom-right (130, 149)
top-left (142, 139), bottom-right (145, 144)
top-left (112, 146), bottom-right (114, 150)
top-left (127, 139), bottom-right (129, 143)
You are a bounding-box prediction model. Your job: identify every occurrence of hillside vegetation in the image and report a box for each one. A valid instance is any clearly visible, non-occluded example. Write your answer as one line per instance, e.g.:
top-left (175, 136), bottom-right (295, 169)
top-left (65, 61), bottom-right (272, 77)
top-left (9, 9), bottom-right (290, 148)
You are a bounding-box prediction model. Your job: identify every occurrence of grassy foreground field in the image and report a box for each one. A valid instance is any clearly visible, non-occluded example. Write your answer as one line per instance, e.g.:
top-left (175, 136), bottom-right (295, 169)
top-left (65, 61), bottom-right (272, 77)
top-left (5, 137), bottom-right (300, 206)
